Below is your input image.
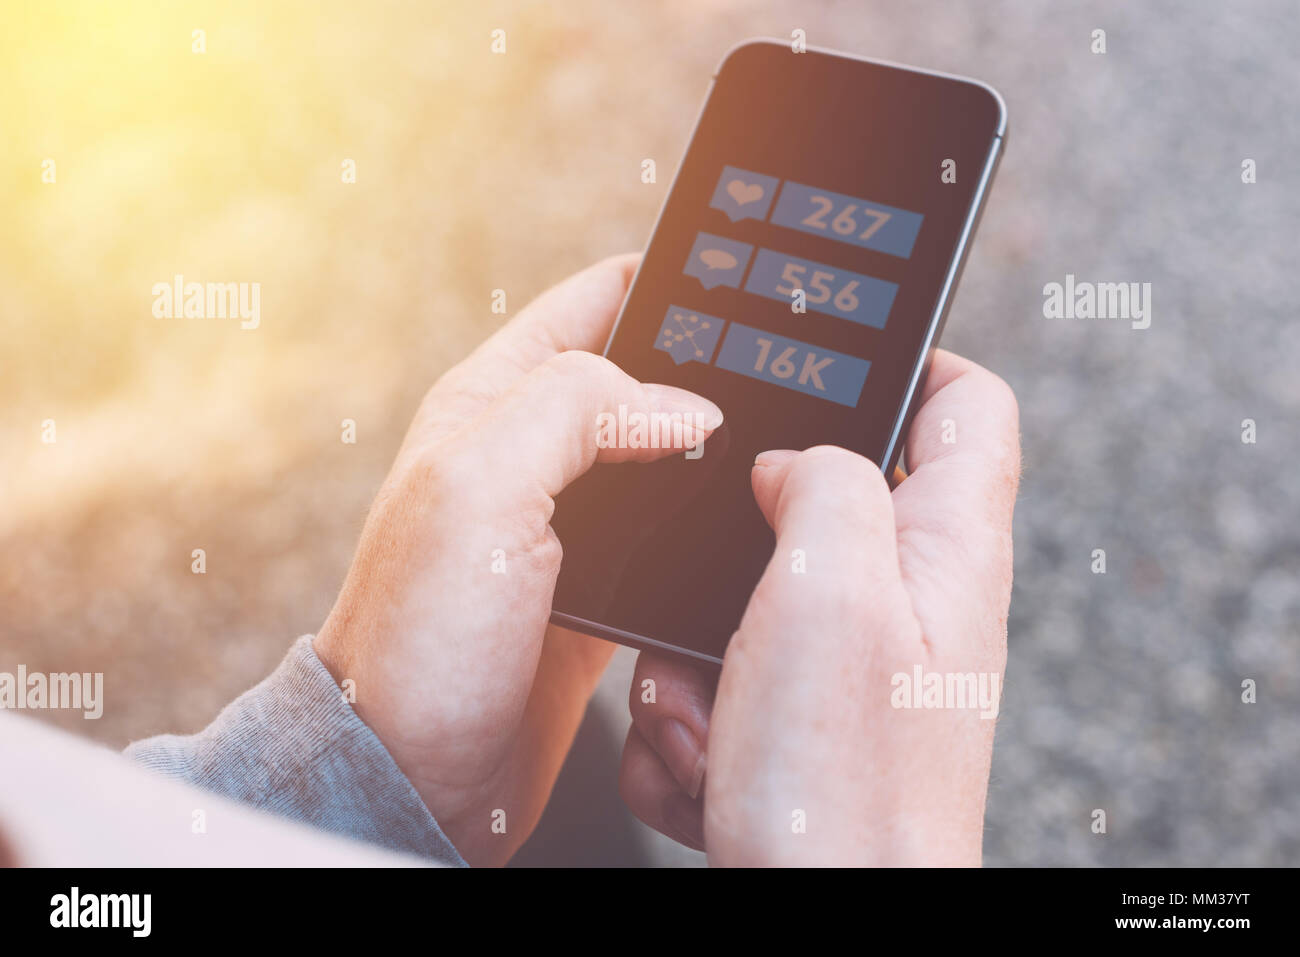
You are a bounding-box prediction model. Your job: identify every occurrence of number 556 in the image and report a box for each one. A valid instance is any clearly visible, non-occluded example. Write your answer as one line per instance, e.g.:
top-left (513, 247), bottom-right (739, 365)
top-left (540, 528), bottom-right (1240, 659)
top-left (775, 262), bottom-right (861, 313)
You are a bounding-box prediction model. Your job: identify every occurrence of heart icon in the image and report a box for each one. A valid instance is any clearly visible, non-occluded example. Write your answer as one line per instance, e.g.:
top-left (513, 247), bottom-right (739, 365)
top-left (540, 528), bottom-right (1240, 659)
top-left (726, 179), bottom-right (764, 206)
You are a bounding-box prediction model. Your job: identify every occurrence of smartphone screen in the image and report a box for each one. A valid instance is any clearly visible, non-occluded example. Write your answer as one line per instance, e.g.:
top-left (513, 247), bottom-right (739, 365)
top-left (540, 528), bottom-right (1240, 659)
top-left (551, 40), bottom-right (1006, 662)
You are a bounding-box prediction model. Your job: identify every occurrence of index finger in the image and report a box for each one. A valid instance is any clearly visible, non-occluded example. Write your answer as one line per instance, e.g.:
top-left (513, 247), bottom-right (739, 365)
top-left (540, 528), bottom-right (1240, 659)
top-left (431, 255), bottom-right (638, 392)
top-left (408, 254), bottom-right (639, 450)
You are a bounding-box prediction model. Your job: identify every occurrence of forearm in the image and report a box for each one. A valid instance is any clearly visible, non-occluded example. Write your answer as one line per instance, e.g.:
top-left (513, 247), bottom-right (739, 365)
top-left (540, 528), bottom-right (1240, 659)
top-left (125, 635), bottom-right (466, 866)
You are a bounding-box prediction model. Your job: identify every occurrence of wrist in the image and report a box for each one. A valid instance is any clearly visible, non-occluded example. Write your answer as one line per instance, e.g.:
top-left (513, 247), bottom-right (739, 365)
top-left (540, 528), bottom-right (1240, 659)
top-left (312, 616), bottom-right (513, 867)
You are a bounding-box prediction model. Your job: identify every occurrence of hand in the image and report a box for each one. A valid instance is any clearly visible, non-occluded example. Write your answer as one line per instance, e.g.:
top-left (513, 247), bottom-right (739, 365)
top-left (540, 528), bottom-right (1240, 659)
top-left (313, 256), bottom-right (722, 866)
top-left (619, 350), bottom-right (1020, 865)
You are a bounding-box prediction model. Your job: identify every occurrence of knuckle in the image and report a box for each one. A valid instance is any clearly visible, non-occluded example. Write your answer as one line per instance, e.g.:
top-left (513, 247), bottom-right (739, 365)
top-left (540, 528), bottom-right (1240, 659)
top-left (962, 368), bottom-right (1022, 497)
top-left (521, 522), bottom-right (563, 572)
top-left (401, 442), bottom-right (461, 498)
top-left (971, 367), bottom-right (1021, 441)
top-left (598, 251), bottom-right (641, 278)
top-left (536, 351), bottom-right (631, 420)
top-left (542, 349), bottom-right (618, 385)
top-left (989, 375), bottom-right (1021, 439)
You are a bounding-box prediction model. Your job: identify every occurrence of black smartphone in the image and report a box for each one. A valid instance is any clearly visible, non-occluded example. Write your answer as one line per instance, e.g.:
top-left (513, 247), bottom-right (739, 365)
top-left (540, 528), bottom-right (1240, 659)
top-left (550, 39), bottom-right (1007, 664)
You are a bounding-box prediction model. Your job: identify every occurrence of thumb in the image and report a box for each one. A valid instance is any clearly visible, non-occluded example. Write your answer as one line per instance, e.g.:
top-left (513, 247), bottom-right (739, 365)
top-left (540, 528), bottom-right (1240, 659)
top-left (449, 350), bottom-right (723, 500)
top-left (739, 445), bottom-right (917, 660)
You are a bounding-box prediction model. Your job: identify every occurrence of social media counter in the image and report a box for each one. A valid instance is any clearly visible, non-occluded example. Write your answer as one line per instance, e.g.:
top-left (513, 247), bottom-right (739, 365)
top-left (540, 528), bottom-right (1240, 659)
top-left (655, 165), bottom-right (925, 408)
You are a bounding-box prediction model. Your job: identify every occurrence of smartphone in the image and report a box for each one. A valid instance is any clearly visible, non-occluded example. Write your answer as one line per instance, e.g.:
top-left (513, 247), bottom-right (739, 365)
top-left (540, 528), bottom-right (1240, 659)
top-left (550, 39), bottom-right (1007, 664)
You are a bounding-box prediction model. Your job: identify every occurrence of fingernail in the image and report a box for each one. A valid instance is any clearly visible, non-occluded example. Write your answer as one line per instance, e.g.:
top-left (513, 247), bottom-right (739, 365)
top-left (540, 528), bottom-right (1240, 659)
top-left (644, 384), bottom-right (724, 431)
top-left (662, 790), bottom-right (706, 851)
top-left (656, 718), bottom-right (707, 799)
top-left (754, 449), bottom-right (798, 467)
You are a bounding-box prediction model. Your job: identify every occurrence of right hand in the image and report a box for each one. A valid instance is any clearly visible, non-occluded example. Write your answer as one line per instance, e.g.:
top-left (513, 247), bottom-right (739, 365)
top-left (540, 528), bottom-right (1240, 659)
top-left (619, 350), bottom-right (1020, 866)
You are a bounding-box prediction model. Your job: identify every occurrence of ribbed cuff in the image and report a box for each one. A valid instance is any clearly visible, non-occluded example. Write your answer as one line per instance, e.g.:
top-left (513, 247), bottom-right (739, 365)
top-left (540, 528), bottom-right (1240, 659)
top-left (126, 635), bottom-right (467, 867)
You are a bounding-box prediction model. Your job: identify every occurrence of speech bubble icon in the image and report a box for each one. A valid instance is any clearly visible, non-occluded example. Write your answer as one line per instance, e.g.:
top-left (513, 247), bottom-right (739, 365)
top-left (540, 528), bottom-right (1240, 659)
top-left (683, 232), bottom-right (753, 290)
top-left (709, 165), bottom-right (780, 222)
top-left (699, 248), bottom-right (738, 271)
top-left (654, 305), bottom-right (726, 365)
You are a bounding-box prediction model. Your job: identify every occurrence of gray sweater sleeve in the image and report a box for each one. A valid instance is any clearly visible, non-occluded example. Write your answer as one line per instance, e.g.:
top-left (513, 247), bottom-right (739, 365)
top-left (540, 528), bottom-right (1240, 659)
top-left (125, 635), bottom-right (467, 867)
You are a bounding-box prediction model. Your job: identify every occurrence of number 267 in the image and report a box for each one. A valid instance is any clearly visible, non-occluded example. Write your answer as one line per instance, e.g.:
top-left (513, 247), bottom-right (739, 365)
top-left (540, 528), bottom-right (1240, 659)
top-left (801, 196), bottom-right (892, 241)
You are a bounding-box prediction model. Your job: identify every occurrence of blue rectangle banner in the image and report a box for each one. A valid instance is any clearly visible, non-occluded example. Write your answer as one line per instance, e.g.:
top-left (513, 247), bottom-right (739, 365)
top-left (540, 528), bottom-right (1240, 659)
top-left (713, 322), bottom-right (871, 407)
top-left (744, 248), bottom-right (898, 329)
top-left (770, 181), bottom-right (924, 259)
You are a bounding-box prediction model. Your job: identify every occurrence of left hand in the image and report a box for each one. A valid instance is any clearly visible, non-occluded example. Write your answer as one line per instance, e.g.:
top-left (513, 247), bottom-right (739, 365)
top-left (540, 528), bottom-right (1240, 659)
top-left (313, 255), bottom-right (722, 865)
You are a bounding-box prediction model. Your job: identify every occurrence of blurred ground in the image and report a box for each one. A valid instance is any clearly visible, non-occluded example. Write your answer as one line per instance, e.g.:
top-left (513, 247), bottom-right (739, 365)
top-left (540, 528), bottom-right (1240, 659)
top-left (2, 0), bottom-right (1297, 866)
